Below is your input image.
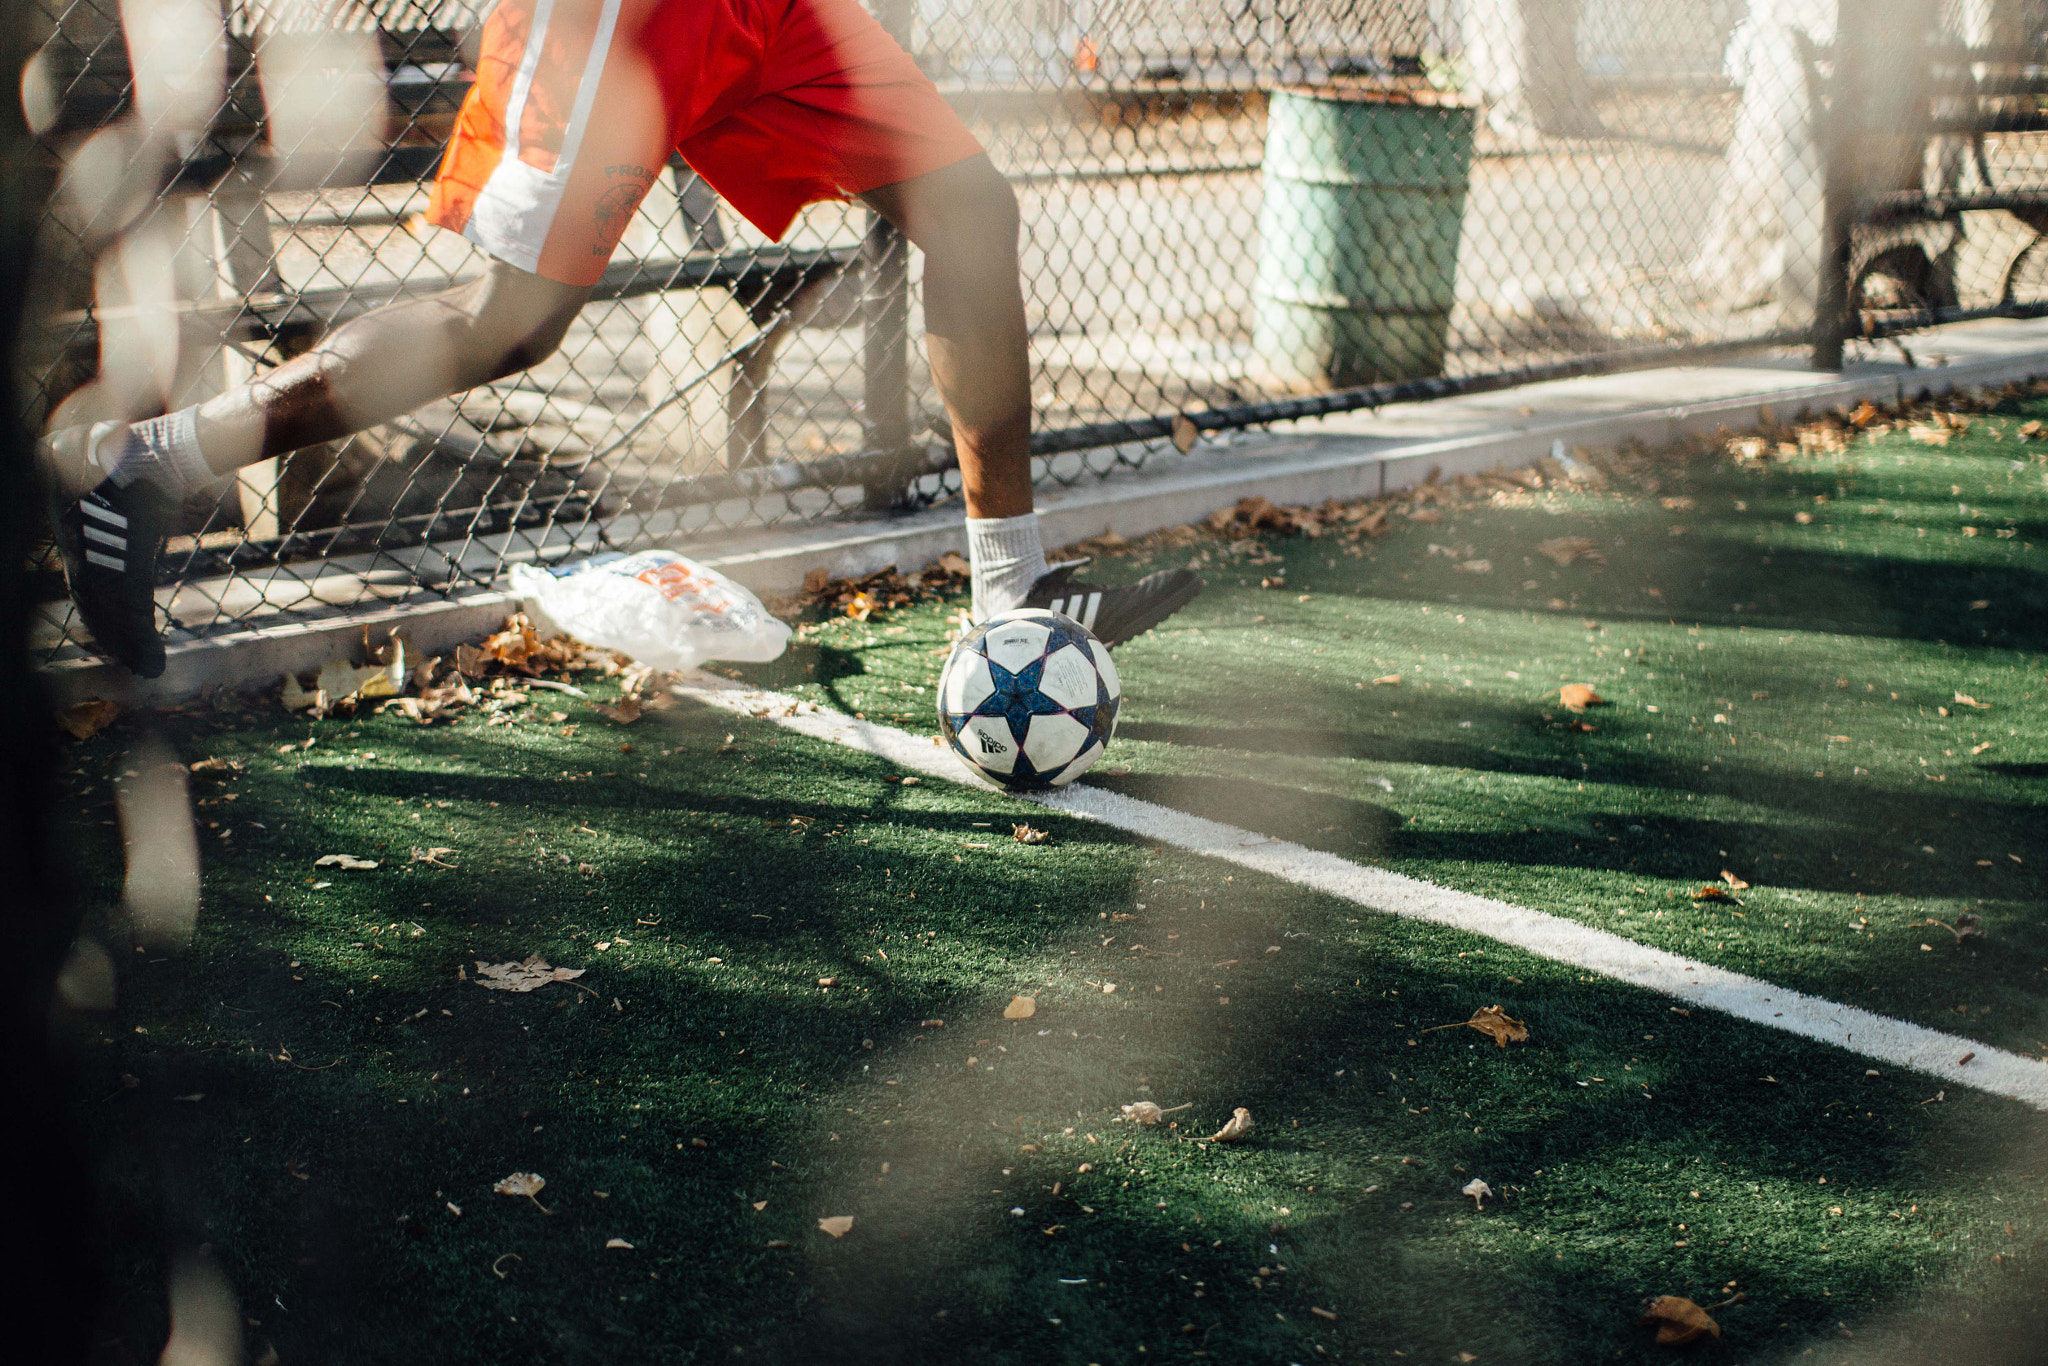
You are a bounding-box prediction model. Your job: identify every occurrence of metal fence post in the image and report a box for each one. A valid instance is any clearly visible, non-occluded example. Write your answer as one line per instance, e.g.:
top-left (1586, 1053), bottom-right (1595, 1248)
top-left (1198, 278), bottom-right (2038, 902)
top-left (861, 0), bottom-right (917, 510)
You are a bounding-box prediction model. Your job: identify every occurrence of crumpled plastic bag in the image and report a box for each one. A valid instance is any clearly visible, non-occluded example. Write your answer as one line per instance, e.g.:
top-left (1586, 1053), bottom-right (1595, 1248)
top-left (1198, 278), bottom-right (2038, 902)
top-left (509, 551), bottom-right (789, 672)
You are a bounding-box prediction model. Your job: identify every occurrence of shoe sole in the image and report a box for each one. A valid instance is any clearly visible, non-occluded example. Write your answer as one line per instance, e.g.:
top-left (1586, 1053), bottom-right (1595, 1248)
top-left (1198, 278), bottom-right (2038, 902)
top-left (1096, 572), bottom-right (1204, 650)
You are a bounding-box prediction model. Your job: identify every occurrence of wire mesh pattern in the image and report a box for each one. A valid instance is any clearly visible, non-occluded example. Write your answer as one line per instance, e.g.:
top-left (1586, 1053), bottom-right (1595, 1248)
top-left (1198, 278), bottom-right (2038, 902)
top-left (20, 0), bottom-right (2048, 662)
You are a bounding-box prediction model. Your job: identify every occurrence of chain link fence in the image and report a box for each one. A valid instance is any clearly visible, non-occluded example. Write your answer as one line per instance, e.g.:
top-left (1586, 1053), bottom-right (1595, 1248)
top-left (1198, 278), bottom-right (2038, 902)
top-left (20, 0), bottom-right (2048, 663)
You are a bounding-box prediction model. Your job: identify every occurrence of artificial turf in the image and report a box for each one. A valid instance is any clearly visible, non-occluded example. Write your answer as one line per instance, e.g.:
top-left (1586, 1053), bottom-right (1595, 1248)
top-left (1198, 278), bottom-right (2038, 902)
top-left (54, 385), bottom-right (2048, 1364)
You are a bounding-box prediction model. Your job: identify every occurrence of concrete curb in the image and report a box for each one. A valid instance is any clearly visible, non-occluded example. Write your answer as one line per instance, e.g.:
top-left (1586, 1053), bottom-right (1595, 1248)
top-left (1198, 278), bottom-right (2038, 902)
top-left (43, 336), bottom-right (2048, 707)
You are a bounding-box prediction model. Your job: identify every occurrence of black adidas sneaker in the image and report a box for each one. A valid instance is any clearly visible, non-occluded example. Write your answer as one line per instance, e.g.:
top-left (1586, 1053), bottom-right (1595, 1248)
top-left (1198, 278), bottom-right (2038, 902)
top-left (1022, 562), bottom-right (1203, 649)
top-left (48, 475), bottom-right (170, 678)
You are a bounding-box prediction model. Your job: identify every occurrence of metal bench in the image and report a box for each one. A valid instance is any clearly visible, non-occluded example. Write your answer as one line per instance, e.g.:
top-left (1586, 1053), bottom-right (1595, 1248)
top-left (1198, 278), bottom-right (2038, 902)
top-left (1805, 11), bottom-right (2048, 368)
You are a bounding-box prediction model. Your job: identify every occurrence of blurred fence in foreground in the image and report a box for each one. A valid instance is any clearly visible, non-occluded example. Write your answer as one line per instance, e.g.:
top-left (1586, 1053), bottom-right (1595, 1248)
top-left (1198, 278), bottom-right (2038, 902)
top-left (20, 0), bottom-right (2048, 661)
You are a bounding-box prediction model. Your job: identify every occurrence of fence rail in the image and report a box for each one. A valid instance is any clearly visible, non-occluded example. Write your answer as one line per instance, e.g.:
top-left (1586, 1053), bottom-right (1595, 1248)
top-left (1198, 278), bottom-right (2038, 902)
top-left (21, 0), bottom-right (2048, 663)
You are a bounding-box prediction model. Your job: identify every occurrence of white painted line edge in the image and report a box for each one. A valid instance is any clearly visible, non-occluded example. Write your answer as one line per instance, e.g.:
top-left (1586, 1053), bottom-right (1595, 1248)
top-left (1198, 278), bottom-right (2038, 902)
top-left (675, 673), bottom-right (2048, 1111)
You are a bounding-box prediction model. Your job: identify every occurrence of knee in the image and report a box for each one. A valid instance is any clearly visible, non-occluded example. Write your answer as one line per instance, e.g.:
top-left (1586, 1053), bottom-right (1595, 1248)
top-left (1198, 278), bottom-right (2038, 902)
top-left (466, 261), bottom-right (590, 382)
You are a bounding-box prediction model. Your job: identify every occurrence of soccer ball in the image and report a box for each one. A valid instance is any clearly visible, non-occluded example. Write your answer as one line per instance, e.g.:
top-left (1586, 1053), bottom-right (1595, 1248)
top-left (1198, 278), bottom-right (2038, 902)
top-left (937, 608), bottom-right (1120, 790)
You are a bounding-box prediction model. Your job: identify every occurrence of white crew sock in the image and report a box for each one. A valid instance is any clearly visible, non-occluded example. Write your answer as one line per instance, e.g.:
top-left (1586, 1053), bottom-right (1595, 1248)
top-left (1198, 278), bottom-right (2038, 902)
top-left (965, 512), bottom-right (1047, 620)
top-left (94, 407), bottom-right (216, 495)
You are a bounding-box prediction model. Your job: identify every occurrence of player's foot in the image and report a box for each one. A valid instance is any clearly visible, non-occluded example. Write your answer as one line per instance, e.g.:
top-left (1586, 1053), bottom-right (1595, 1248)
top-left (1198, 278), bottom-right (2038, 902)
top-left (1021, 561), bottom-right (1203, 648)
top-left (46, 460), bottom-right (171, 678)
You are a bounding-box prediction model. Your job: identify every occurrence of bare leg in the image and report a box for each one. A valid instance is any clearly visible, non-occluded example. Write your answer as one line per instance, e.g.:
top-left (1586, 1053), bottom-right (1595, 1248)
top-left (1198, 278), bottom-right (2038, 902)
top-left (189, 259), bottom-right (590, 475)
top-left (859, 154), bottom-right (1032, 519)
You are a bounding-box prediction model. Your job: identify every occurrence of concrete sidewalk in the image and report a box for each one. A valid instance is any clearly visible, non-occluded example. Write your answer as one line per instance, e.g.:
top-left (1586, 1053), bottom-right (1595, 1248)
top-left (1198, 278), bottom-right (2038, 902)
top-left (43, 317), bottom-right (2048, 707)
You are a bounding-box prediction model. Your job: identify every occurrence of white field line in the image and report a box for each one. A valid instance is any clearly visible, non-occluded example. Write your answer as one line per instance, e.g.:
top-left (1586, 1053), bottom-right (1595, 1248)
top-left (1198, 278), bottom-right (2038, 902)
top-left (675, 675), bottom-right (2048, 1111)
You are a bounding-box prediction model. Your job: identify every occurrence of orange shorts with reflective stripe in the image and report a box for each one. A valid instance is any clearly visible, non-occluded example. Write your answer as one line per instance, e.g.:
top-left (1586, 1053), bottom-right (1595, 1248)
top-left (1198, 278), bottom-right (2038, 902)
top-left (424, 0), bottom-right (984, 286)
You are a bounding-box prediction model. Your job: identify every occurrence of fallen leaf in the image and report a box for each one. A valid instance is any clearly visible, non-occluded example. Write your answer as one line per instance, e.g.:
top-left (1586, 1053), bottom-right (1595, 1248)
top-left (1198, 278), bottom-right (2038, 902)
top-left (281, 672), bottom-right (322, 713)
top-left (313, 854), bottom-right (379, 870)
top-left (1013, 824), bottom-right (1050, 845)
top-left (411, 846), bottom-right (457, 868)
top-left (818, 1216), bottom-right (855, 1238)
top-left (1908, 424), bottom-right (1951, 446)
top-left (1558, 684), bottom-right (1605, 712)
top-left (592, 698), bottom-right (641, 725)
top-left (1462, 1178), bottom-right (1494, 1209)
top-left (1207, 1107), bottom-right (1254, 1143)
top-left (1692, 884), bottom-right (1737, 903)
top-left (1640, 1296), bottom-right (1720, 1346)
top-left (605, 1238), bottom-right (634, 1249)
top-left (1371, 674), bottom-right (1401, 686)
top-left (316, 657), bottom-right (390, 703)
top-left (1536, 536), bottom-right (1604, 567)
top-left (474, 955), bottom-right (586, 993)
top-left (1453, 559), bottom-right (1492, 574)
top-left (1420, 1004), bottom-right (1529, 1048)
top-left (493, 1172), bottom-right (550, 1211)
top-left (1720, 871), bottom-right (1749, 891)
top-left (56, 699), bottom-right (121, 740)
top-left (1003, 995), bottom-right (1037, 1020)
top-left (1171, 413), bottom-right (1200, 454)
top-left (1122, 1101), bottom-right (1164, 1124)
top-left (1310, 1307), bottom-right (1339, 1321)
top-left (1952, 692), bottom-right (1990, 710)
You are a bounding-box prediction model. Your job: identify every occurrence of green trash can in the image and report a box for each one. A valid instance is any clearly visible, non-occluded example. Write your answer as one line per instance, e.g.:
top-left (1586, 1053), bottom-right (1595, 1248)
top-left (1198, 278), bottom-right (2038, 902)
top-left (1253, 85), bottom-right (1477, 389)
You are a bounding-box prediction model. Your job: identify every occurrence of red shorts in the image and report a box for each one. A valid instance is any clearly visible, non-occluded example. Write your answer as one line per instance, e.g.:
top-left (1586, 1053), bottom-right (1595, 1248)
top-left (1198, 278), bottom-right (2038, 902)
top-left (425, 0), bottom-right (984, 286)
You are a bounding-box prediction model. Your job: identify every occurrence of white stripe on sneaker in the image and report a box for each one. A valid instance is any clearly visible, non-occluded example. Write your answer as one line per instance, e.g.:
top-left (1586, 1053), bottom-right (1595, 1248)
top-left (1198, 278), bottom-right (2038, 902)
top-left (1081, 592), bottom-right (1102, 629)
top-left (85, 549), bottom-right (124, 571)
top-left (81, 524), bottom-right (125, 549)
top-left (81, 500), bottom-right (128, 529)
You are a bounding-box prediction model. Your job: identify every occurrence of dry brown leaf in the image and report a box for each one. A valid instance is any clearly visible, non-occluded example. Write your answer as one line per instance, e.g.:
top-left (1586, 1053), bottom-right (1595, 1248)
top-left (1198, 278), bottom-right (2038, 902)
top-left (845, 592), bottom-right (874, 622)
top-left (1536, 536), bottom-right (1604, 567)
top-left (314, 854), bottom-right (379, 870)
top-left (412, 846), bottom-right (458, 868)
top-left (1466, 1005), bottom-right (1528, 1047)
top-left (1952, 692), bottom-right (1990, 710)
top-left (1207, 1107), bottom-right (1254, 1142)
top-left (281, 672), bottom-right (322, 713)
top-left (1692, 884), bottom-right (1737, 903)
top-left (2022, 419), bottom-right (2046, 439)
top-left (1719, 870), bottom-right (1750, 891)
top-left (474, 955), bottom-right (586, 993)
top-left (1122, 1101), bottom-right (1164, 1125)
top-left (1558, 684), bottom-right (1605, 712)
top-left (1013, 825), bottom-right (1049, 845)
top-left (605, 1237), bottom-right (634, 1249)
top-left (1171, 413), bottom-right (1200, 454)
top-left (591, 697), bottom-right (641, 725)
top-left (1453, 559), bottom-right (1492, 574)
top-left (1461, 1178), bottom-right (1494, 1208)
top-left (493, 1172), bottom-right (550, 1211)
top-left (56, 698), bottom-right (121, 740)
top-left (1003, 995), bottom-right (1037, 1020)
top-left (1640, 1296), bottom-right (1720, 1346)
top-left (1908, 425), bottom-right (1951, 446)
top-left (818, 1215), bottom-right (854, 1238)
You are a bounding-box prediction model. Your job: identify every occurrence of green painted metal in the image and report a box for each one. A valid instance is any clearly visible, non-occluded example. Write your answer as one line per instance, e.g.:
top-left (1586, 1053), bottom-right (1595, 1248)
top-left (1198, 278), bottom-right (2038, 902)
top-left (1254, 86), bottom-right (1477, 388)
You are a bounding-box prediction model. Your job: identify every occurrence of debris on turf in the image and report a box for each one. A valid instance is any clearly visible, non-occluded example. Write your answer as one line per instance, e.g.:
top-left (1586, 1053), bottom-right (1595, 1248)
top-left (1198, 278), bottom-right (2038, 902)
top-left (1012, 824), bottom-right (1049, 844)
top-left (793, 557), bottom-right (969, 622)
top-left (1003, 995), bottom-right (1037, 1019)
top-left (313, 853), bottom-right (378, 870)
top-left (1558, 683), bottom-right (1606, 712)
top-left (473, 955), bottom-right (587, 993)
top-left (605, 1238), bottom-right (634, 1249)
top-left (1639, 1295), bottom-right (1720, 1346)
top-left (1461, 1178), bottom-right (1494, 1209)
top-left (1206, 1107), bottom-right (1254, 1142)
top-left (1120, 1101), bottom-right (1191, 1125)
top-left (493, 1172), bottom-right (550, 1211)
top-left (1418, 1005), bottom-right (1529, 1047)
top-left (1692, 884), bottom-right (1740, 904)
top-left (1719, 870), bottom-right (1750, 891)
top-left (817, 1215), bottom-right (855, 1239)
top-left (56, 698), bottom-right (121, 739)
top-left (1535, 535), bottom-right (1604, 567)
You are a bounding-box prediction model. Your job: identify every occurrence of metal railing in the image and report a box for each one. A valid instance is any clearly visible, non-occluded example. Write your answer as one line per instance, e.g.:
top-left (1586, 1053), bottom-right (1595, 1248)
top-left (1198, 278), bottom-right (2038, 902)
top-left (20, 0), bottom-right (2048, 662)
